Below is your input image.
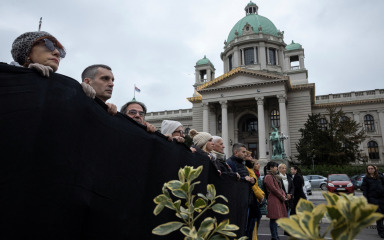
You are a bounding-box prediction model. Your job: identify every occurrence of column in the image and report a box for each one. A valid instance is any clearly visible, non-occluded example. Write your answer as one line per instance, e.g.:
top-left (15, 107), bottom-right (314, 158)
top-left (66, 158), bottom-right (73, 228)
top-left (259, 42), bottom-right (266, 69)
top-left (241, 49), bottom-right (245, 66)
top-left (299, 55), bottom-right (305, 69)
top-left (257, 97), bottom-right (267, 161)
top-left (221, 101), bottom-right (229, 157)
top-left (207, 69), bottom-right (211, 82)
top-left (378, 111), bottom-right (384, 151)
top-left (233, 46), bottom-right (239, 68)
top-left (278, 95), bottom-right (290, 157)
top-left (202, 102), bottom-right (209, 132)
top-left (254, 47), bottom-right (257, 64)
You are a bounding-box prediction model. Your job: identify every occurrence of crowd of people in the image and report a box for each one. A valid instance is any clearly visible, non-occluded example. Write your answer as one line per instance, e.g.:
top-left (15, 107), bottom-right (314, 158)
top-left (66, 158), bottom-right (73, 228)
top-left (4, 30), bottom-right (315, 239)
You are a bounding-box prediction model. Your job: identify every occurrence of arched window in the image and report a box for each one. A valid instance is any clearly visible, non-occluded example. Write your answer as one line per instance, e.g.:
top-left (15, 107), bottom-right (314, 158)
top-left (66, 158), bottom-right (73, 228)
top-left (318, 118), bottom-right (327, 131)
top-left (244, 48), bottom-right (255, 65)
top-left (246, 118), bottom-right (258, 132)
top-left (364, 115), bottom-right (375, 132)
top-left (368, 141), bottom-right (379, 160)
top-left (217, 115), bottom-right (222, 132)
top-left (238, 114), bottom-right (258, 133)
top-left (270, 109), bottom-right (280, 128)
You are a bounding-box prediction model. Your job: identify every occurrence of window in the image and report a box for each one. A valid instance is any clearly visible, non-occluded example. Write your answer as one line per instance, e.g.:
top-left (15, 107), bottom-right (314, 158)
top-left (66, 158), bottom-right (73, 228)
top-left (270, 109), bottom-right (280, 128)
top-left (268, 48), bottom-right (277, 65)
top-left (319, 118), bottom-right (327, 131)
top-left (218, 115), bottom-right (222, 132)
top-left (340, 116), bottom-right (349, 122)
top-left (228, 55), bottom-right (233, 71)
top-left (364, 114), bottom-right (375, 132)
top-left (184, 128), bottom-right (190, 135)
top-left (246, 118), bottom-right (258, 132)
top-left (244, 48), bottom-right (254, 65)
top-left (290, 55), bottom-right (299, 70)
top-left (368, 141), bottom-right (379, 160)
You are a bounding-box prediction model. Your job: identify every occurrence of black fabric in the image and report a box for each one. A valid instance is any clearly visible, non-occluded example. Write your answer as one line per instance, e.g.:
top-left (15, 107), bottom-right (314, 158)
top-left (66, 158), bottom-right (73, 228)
top-left (0, 64), bottom-right (250, 240)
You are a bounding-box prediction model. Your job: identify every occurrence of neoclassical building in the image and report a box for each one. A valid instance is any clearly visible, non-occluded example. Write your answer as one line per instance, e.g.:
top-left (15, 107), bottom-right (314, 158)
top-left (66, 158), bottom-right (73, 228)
top-left (146, 1), bottom-right (384, 164)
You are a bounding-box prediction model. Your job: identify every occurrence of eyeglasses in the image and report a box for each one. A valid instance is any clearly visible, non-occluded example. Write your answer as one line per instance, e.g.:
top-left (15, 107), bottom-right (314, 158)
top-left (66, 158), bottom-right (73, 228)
top-left (42, 38), bottom-right (66, 58)
top-left (127, 109), bottom-right (145, 117)
top-left (173, 130), bottom-right (184, 135)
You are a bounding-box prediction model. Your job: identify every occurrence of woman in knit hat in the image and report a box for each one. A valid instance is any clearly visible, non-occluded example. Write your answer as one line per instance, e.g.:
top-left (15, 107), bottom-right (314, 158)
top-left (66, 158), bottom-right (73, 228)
top-left (11, 31), bottom-right (66, 77)
top-left (189, 129), bottom-right (214, 158)
top-left (161, 120), bottom-right (185, 143)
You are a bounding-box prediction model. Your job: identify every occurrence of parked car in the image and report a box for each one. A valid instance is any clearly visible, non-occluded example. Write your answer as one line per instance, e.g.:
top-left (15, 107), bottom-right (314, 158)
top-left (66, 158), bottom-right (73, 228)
top-left (327, 174), bottom-right (354, 194)
top-left (305, 175), bottom-right (327, 190)
top-left (303, 176), bottom-right (312, 195)
top-left (350, 174), bottom-right (365, 190)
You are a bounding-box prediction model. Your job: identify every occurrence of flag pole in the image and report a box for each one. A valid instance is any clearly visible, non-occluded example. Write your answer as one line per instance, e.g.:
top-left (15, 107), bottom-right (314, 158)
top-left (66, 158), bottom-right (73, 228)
top-left (133, 84), bottom-right (136, 99)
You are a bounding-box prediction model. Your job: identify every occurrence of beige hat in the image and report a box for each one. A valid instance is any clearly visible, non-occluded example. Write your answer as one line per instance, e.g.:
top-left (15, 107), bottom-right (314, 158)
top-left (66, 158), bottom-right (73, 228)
top-left (189, 129), bottom-right (212, 149)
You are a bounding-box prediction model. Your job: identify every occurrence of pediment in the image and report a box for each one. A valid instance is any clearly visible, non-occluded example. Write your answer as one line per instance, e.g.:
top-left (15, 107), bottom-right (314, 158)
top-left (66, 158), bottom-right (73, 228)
top-left (197, 67), bottom-right (288, 92)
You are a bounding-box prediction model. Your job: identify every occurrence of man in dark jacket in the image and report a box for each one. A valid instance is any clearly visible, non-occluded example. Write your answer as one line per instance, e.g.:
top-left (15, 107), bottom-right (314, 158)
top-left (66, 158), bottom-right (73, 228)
top-left (227, 143), bottom-right (255, 184)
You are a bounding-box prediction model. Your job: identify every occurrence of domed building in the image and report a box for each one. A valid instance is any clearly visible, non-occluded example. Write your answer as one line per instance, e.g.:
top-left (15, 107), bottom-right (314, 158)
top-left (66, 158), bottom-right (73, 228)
top-left (146, 1), bottom-right (384, 165)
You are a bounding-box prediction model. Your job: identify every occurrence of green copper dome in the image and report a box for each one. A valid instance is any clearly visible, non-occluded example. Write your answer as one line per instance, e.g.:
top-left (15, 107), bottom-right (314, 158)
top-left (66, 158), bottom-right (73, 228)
top-left (226, 14), bottom-right (279, 44)
top-left (196, 55), bottom-right (214, 67)
top-left (286, 40), bottom-right (302, 51)
top-left (246, 1), bottom-right (257, 7)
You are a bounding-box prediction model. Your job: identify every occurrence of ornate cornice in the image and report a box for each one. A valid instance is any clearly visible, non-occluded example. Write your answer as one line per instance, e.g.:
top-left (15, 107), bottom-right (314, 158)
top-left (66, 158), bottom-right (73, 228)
top-left (313, 98), bottom-right (384, 109)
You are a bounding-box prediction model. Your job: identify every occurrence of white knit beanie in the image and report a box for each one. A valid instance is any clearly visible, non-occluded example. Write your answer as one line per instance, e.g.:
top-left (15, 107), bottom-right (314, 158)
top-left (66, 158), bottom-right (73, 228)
top-left (189, 129), bottom-right (212, 149)
top-left (161, 120), bottom-right (182, 135)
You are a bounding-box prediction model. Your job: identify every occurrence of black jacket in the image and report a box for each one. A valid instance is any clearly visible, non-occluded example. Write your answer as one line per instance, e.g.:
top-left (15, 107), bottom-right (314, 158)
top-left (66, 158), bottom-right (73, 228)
top-left (291, 173), bottom-right (306, 214)
top-left (361, 175), bottom-right (384, 209)
top-left (226, 155), bottom-right (250, 182)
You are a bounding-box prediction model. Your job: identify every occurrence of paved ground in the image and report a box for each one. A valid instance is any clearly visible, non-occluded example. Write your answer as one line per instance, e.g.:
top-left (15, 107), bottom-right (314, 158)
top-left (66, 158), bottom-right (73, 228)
top-left (257, 190), bottom-right (383, 239)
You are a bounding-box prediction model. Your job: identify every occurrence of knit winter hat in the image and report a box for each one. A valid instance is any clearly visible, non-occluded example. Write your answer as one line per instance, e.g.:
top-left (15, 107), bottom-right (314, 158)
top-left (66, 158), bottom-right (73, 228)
top-left (161, 120), bottom-right (182, 135)
top-left (189, 129), bottom-right (212, 149)
top-left (11, 31), bottom-right (53, 65)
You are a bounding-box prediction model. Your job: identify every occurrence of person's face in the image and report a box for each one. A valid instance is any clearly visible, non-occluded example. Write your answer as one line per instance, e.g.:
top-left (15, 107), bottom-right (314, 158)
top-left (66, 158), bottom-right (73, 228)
top-left (29, 43), bottom-right (61, 72)
top-left (235, 147), bottom-right (247, 159)
top-left (126, 103), bottom-right (145, 124)
top-left (245, 154), bottom-right (252, 161)
top-left (279, 166), bottom-right (287, 175)
top-left (205, 138), bottom-right (214, 152)
top-left (85, 67), bottom-right (114, 102)
top-left (367, 166), bottom-right (376, 175)
top-left (253, 162), bottom-right (260, 171)
top-left (213, 139), bottom-right (225, 153)
top-left (290, 167), bottom-right (297, 175)
top-left (172, 126), bottom-right (184, 137)
top-left (271, 165), bottom-right (278, 173)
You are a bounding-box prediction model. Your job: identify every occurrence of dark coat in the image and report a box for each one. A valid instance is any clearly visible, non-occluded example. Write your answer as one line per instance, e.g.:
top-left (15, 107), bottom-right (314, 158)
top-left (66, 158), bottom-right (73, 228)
top-left (264, 174), bottom-right (288, 219)
top-left (280, 174), bottom-right (294, 209)
top-left (291, 173), bottom-right (306, 215)
top-left (361, 175), bottom-right (384, 211)
top-left (211, 151), bottom-right (238, 180)
top-left (227, 155), bottom-right (251, 182)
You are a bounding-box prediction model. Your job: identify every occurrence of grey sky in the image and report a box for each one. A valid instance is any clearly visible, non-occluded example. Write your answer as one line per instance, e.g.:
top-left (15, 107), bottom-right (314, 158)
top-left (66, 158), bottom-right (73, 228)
top-left (1, 0), bottom-right (383, 112)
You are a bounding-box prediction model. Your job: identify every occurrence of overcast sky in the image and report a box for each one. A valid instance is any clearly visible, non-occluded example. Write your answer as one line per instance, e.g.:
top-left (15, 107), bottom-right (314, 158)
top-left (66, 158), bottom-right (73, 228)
top-left (1, 0), bottom-right (383, 112)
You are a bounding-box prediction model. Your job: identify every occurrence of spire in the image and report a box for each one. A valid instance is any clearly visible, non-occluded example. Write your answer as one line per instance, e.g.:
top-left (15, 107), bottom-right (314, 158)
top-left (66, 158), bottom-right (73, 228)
top-left (38, 17), bottom-right (42, 31)
top-left (245, 1), bottom-right (258, 15)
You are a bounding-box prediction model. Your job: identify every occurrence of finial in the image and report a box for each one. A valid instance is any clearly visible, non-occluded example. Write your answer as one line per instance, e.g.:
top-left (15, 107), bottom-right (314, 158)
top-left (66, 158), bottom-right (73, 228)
top-left (38, 17), bottom-right (42, 31)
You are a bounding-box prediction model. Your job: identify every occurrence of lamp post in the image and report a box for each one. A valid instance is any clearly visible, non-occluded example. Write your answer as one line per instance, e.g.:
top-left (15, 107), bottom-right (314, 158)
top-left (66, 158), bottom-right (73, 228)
top-left (312, 154), bottom-right (316, 171)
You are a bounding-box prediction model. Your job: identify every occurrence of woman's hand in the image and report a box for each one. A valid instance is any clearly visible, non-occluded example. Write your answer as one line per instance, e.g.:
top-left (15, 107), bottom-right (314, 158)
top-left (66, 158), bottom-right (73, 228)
top-left (28, 63), bottom-right (53, 77)
top-left (81, 82), bottom-right (96, 99)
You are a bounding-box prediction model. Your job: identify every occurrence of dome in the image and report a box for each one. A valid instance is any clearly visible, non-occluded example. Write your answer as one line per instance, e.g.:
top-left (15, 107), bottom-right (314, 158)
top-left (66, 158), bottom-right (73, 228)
top-left (286, 40), bottom-right (302, 51)
top-left (226, 2), bottom-right (279, 44)
top-left (196, 55), bottom-right (214, 67)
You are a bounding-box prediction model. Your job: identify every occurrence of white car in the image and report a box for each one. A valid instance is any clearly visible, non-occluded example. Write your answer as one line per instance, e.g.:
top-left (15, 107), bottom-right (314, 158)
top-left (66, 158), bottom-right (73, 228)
top-left (303, 176), bottom-right (312, 196)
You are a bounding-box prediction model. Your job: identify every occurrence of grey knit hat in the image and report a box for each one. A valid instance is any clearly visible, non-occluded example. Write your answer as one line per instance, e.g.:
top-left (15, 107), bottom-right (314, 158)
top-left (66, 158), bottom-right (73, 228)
top-left (189, 129), bottom-right (212, 149)
top-left (161, 120), bottom-right (182, 135)
top-left (11, 31), bottom-right (53, 65)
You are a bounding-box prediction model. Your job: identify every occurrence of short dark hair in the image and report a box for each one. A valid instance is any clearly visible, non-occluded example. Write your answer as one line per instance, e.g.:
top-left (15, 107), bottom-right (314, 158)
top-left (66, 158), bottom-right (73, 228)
top-left (81, 64), bottom-right (112, 81)
top-left (232, 143), bottom-right (246, 154)
top-left (120, 101), bottom-right (147, 115)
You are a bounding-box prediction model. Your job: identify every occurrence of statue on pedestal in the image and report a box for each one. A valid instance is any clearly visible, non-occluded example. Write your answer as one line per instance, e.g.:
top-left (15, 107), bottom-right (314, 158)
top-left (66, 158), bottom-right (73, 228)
top-left (270, 127), bottom-right (283, 159)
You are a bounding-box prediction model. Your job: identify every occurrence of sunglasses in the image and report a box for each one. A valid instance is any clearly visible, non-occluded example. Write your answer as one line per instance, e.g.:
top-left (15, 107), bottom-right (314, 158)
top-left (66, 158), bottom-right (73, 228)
top-left (127, 109), bottom-right (145, 117)
top-left (42, 38), bottom-right (66, 58)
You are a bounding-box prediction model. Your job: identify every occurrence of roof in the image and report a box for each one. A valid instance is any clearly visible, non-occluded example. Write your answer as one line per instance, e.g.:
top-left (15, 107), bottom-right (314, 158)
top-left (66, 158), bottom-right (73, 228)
top-left (196, 55), bottom-right (214, 67)
top-left (286, 40), bottom-right (302, 51)
top-left (227, 14), bottom-right (279, 44)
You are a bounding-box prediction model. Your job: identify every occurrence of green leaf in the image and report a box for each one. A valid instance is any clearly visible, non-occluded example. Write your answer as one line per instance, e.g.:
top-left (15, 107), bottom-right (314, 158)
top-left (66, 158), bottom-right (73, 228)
top-left (181, 182), bottom-right (189, 192)
top-left (173, 200), bottom-right (181, 211)
top-left (172, 189), bottom-right (187, 199)
top-left (276, 217), bottom-right (309, 239)
top-left (194, 198), bottom-right (207, 209)
top-left (184, 166), bottom-right (192, 179)
top-left (152, 221), bottom-right (184, 236)
top-left (197, 217), bottom-right (215, 236)
top-left (180, 226), bottom-right (191, 236)
top-left (210, 235), bottom-right (229, 240)
top-left (167, 180), bottom-right (183, 190)
top-left (189, 165), bottom-right (203, 182)
top-left (216, 219), bottom-right (229, 231)
top-left (223, 223), bottom-right (239, 231)
top-left (198, 193), bottom-right (208, 200)
top-left (207, 184), bottom-right (216, 200)
top-left (216, 230), bottom-right (237, 237)
top-left (216, 195), bottom-right (228, 202)
top-left (212, 203), bottom-right (229, 215)
top-left (178, 168), bottom-right (185, 182)
top-left (153, 203), bottom-right (165, 216)
top-left (296, 198), bottom-right (314, 214)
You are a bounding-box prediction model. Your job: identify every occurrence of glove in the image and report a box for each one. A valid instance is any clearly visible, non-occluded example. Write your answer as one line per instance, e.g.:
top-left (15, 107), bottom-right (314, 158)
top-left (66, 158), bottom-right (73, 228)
top-left (81, 82), bottom-right (96, 99)
top-left (28, 63), bottom-right (53, 77)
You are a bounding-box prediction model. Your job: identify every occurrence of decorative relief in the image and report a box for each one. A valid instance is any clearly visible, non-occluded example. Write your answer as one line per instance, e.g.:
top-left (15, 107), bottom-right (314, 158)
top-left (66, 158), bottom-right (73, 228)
top-left (242, 23), bottom-right (254, 35)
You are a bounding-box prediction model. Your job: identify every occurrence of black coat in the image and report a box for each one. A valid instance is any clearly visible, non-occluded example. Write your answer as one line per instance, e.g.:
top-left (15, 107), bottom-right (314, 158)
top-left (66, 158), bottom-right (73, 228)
top-left (226, 155), bottom-right (249, 181)
top-left (280, 174), bottom-right (294, 209)
top-left (361, 175), bottom-right (384, 211)
top-left (291, 173), bottom-right (306, 215)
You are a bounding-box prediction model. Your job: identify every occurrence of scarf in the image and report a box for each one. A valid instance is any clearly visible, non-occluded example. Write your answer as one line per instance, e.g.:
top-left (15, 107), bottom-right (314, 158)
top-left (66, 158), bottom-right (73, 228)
top-left (211, 150), bottom-right (226, 161)
top-left (279, 173), bottom-right (287, 180)
top-left (267, 170), bottom-right (282, 189)
top-left (254, 170), bottom-right (260, 178)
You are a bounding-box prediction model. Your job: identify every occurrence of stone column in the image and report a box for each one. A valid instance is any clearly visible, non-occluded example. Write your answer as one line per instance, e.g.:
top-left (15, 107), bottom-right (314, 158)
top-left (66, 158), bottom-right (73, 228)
top-left (207, 69), bottom-right (211, 82)
top-left (233, 46), bottom-right (240, 68)
top-left (257, 97), bottom-right (267, 161)
top-left (299, 55), bottom-right (305, 69)
top-left (259, 42), bottom-right (266, 69)
top-left (278, 95), bottom-right (290, 157)
top-left (254, 47), bottom-right (257, 64)
top-left (378, 111), bottom-right (384, 150)
top-left (241, 49), bottom-right (245, 66)
top-left (202, 102), bottom-right (209, 132)
top-left (221, 101), bottom-right (229, 157)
